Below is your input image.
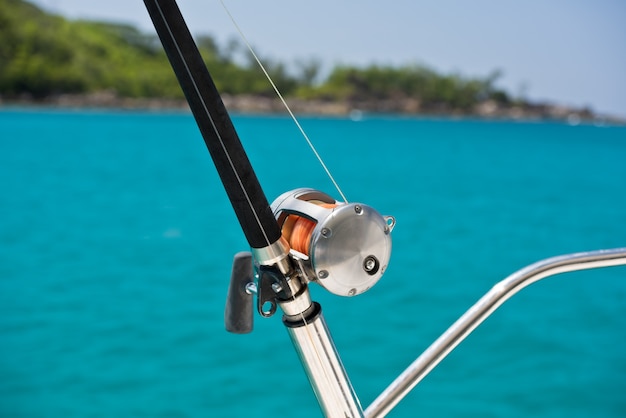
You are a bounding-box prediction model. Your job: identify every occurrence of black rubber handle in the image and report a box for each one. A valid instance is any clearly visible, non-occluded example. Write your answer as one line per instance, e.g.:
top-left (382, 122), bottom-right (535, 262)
top-left (143, 0), bottom-right (281, 249)
top-left (224, 252), bottom-right (254, 333)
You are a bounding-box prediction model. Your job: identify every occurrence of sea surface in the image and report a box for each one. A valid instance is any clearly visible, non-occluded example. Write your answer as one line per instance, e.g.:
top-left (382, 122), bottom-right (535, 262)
top-left (1, 109), bottom-right (625, 417)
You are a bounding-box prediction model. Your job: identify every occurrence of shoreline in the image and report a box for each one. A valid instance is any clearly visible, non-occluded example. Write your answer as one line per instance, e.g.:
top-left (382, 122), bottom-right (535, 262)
top-left (1, 92), bottom-right (624, 125)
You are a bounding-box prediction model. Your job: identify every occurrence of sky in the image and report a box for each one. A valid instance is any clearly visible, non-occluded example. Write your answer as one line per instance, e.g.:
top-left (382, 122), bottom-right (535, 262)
top-left (30, 0), bottom-right (626, 117)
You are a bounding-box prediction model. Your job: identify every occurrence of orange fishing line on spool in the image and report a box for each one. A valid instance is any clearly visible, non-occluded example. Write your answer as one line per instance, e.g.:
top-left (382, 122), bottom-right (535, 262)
top-left (281, 202), bottom-right (337, 256)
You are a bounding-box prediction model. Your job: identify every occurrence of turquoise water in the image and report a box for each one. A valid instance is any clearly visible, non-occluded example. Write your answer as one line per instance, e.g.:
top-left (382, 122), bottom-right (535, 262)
top-left (1, 109), bottom-right (625, 417)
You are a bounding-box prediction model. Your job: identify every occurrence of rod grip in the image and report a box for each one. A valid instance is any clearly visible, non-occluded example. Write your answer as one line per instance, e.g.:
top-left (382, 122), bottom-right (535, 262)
top-left (143, 0), bottom-right (281, 249)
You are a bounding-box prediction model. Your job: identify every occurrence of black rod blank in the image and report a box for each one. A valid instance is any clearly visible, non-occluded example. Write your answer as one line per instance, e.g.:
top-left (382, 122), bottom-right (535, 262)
top-left (143, 0), bottom-right (281, 249)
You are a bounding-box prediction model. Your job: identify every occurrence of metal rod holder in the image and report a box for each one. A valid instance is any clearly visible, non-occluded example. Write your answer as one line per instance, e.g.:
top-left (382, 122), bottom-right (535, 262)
top-left (284, 302), bottom-right (364, 417)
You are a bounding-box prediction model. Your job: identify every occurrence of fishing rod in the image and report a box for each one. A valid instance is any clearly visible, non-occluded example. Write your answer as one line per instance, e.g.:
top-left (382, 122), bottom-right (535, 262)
top-left (143, 0), bottom-right (393, 416)
top-left (143, 1), bottom-right (626, 417)
top-left (142, 0), bottom-right (280, 252)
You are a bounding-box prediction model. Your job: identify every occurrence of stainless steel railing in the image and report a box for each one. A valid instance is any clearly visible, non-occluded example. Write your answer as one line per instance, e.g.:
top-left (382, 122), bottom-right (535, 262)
top-left (364, 248), bottom-right (626, 417)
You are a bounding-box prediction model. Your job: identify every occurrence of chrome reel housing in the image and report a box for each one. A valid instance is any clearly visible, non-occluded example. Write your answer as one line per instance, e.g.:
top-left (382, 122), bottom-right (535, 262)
top-left (271, 188), bottom-right (395, 297)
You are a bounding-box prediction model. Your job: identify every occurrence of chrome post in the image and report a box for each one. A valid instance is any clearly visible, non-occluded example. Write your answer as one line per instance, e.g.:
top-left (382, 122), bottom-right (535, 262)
top-left (365, 248), bottom-right (626, 418)
top-left (279, 285), bottom-right (364, 418)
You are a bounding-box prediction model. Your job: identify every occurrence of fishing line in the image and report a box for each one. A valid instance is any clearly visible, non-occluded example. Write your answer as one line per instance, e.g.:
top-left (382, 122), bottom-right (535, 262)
top-left (282, 201), bottom-right (337, 255)
top-left (213, 4), bottom-right (350, 409)
top-left (218, 0), bottom-right (348, 204)
top-left (218, 4), bottom-right (348, 407)
top-left (152, 0), bottom-right (273, 248)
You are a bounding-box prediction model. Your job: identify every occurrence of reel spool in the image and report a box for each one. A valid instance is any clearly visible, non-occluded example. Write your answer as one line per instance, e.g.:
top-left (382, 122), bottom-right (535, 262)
top-left (271, 188), bottom-right (395, 297)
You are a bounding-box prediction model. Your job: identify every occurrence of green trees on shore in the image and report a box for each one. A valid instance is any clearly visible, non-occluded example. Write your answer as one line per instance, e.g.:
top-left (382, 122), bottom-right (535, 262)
top-left (310, 65), bottom-right (510, 112)
top-left (1, 0), bottom-right (512, 111)
top-left (1, 0), bottom-right (184, 98)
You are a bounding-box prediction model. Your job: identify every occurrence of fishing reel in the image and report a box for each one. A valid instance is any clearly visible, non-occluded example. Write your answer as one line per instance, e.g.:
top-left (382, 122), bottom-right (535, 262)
top-left (271, 188), bottom-right (395, 297)
top-left (225, 188), bottom-right (395, 333)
